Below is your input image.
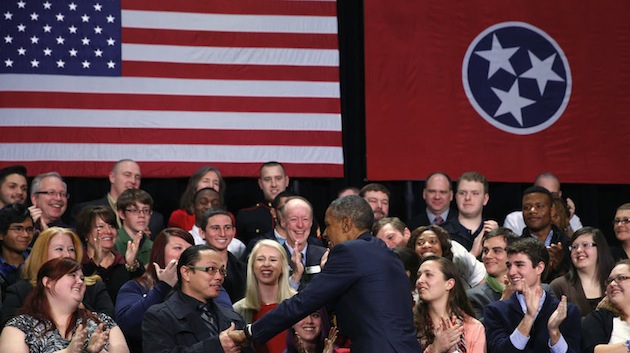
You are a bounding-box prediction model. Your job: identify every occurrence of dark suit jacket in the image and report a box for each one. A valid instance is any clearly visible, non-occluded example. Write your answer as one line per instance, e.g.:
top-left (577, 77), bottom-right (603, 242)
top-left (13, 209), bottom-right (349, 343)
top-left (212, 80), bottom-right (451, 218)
top-left (243, 229), bottom-right (324, 262)
top-left (283, 242), bottom-right (327, 289)
top-left (142, 291), bottom-right (252, 353)
top-left (71, 195), bottom-right (164, 239)
top-left (484, 290), bottom-right (581, 353)
top-left (520, 225), bottom-right (571, 282)
top-left (407, 207), bottom-right (458, 231)
top-left (224, 252), bottom-right (247, 303)
top-left (581, 308), bottom-right (615, 353)
top-left (467, 282), bottom-right (500, 322)
top-left (251, 233), bottom-right (421, 353)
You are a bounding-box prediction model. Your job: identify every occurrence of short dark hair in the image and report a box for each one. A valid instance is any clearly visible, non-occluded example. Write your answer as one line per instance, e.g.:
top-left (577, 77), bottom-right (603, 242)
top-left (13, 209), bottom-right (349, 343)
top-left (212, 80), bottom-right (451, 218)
top-left (259, 161), bottom-right (286, 177)
top-left (116, 189), bottom-right (153, 211)
top-left (199, 208), bottom-right (233, 231)
top-left (272, 190), bottom-right (297, 210)
top-left (75, 205), bottom-right (118, 241)
top-left (359, 183), bottom-right (390, 198)
top-left (506, 237), bottom-right (549, 271)
top-left (0, 203), bottom-right (32, 235)
top-left (393, 247), bottom-right (420, 290)
top-left (373, 217), bottom-right (406, 236)
top-left (193, 187), bottom-right (224, 210)
top-left (522, 185), bottom-right (553, 205)
top-left (177, 244), bottom-right (218, 285)
top-left (327, 195), bottom-right (374, 231)
top-left (0, 165), bottom-right (27, 184)
top-left (482, 227), bottom-right (519, 246)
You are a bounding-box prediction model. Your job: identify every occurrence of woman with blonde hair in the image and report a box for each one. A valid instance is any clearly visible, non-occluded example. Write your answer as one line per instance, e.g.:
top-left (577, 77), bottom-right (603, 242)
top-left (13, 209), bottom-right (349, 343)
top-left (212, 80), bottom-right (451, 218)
top-left (1, 227), bottom-right (113, 326)
top-left (234, 239), bottom-right (296, 353)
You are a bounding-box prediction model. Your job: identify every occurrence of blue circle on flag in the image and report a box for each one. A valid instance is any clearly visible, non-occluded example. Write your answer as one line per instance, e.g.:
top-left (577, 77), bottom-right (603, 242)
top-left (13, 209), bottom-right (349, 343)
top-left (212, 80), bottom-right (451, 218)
top-left (462, 22), bottom-right (571, 135)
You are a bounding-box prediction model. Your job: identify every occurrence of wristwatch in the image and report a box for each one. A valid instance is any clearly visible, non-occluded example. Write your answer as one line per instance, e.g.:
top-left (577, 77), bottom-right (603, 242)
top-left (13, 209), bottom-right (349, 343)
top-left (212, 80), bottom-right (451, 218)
top-left (244, 324), bottom-right (253, 340)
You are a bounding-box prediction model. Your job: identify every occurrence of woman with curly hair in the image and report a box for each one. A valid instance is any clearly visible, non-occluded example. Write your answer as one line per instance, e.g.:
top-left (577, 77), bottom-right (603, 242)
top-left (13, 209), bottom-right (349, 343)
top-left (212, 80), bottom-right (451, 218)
top-left (414, 255), bottom-right (486, 353)
top-left (407, 225), bottom-right (486, 288)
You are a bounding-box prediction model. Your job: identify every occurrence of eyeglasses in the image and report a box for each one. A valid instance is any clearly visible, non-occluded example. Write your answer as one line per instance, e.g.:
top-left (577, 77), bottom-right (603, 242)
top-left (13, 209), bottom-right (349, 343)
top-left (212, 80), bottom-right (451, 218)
top-left (8, 225), bottom-right (35, 234)
top-left (605, 274), bottom-right (630, 286)
top-left (613, 218), bottom-right (630, 225)
top-left (568, 242), bottom-right (597, 252)
top-left (34, 191), bottom-right (70, 199)
top-left (125, 208), bottom-right (152, 216)
top-left (186, 265), bottom-right (228, 277)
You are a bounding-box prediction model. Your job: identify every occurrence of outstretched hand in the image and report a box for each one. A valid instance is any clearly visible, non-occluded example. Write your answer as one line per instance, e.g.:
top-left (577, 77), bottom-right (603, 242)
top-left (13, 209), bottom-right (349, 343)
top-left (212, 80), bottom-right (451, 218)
top-left (547, 295), bottom-right (567, 345)
top-left (323, 327), bottom-right (338, 353)
top-left (154, 259), bottom-right (178, 287)
top-left (220, 323), bottom-right (243, 353)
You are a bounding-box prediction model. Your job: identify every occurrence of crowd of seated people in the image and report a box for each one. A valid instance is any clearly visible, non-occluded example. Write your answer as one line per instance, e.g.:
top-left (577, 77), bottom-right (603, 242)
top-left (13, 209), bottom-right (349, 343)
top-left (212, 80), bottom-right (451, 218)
top-left (2, 162), bottom-right (630, 353)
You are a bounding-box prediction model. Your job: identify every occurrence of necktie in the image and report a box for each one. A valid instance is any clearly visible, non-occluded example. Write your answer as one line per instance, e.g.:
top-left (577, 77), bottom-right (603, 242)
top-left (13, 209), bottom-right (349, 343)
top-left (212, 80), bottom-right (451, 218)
top-left (434, 216), bottom-right (444, 224)
top-left (198, 303), bottom-right (219, 336)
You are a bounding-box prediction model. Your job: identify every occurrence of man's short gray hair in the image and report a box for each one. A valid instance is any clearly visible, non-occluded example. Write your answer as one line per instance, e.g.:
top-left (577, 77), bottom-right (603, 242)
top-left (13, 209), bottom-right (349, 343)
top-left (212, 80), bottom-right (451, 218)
top-left (328, 195), bottom-right (374, 231)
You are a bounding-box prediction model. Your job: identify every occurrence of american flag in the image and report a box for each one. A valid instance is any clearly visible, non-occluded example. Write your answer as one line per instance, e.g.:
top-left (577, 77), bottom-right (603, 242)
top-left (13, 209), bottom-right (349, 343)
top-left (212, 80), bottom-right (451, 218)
top-left (0, 0), bottom-right (342, 178)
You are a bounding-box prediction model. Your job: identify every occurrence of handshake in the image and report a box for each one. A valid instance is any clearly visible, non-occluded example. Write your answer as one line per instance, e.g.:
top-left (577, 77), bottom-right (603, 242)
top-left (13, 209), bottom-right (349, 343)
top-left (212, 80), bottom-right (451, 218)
top-left (219, 324), bottom-right (251, 352)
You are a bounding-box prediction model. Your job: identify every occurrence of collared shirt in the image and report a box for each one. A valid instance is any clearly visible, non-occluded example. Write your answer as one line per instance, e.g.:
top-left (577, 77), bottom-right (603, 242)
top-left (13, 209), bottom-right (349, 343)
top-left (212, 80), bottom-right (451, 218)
top-left (527, 229), bottom-right (554, 247)
top-left (427, 209), bottom-right (450, 224)
top-left (189, 225), bottom-right (206, 245)
top-left (510, 290), bottom-right (568, 353)
top-left (0, 250), bottom-right (29, 288)
top-left (107, 193), bottom-right (122, 228)
top-left (273, 228), bottom-right (286, 246)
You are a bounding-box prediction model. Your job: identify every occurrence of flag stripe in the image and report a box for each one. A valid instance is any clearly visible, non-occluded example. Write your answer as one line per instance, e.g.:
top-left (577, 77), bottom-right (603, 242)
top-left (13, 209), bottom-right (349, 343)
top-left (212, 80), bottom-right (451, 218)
top-left (121, 0), bottom-right (337, 17)
top-left (0, 109), bottom-right (342, 131)
top-left (122, 61), bottom-right (340, 82)
top-left (122, 28), bottom-right (339, 50)
top-left (122, 44), bottom-right (339, 67)
top-left (122, 10), bottom-right (337, 34)
top-left (0, 92), bottom-right (341, 113)
top-left (0, 127), bottom-right (342, 146)
top-left (1, 143), bottom-right (344, 164)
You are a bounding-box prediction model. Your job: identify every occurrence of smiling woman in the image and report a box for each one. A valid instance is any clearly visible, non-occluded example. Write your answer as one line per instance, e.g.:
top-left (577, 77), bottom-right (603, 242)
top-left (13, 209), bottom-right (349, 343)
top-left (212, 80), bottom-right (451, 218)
top-left (0, 257), bottom-right (130, 353)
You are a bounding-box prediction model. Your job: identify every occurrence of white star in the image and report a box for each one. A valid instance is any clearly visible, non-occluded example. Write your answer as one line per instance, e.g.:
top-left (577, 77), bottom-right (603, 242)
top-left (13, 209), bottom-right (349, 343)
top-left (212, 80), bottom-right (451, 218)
top-left (94, 3), bottom-right (102, 11)
top-left (106, 15), bottom-right (115, 23)
top-left (43, 47), bottom-right (52, 56)
top-left (17, 47), bottom-right (26, 55)
top-left (69, 48), bottom-right (77, 56)
top-left (81, 37), bottom-right (90, 45)
top-left (68, 25), bottom-right (77, 34)
top-left (4, 12), bottom-right (13, 20)
top-left (94, 48), bottom-right (103, 57)
top-left (106, 37), bottom-right (115, 46)
top-left (520, 51), bottom-right (565, 95)
top-left (17, 1), bottom-right (26, 9)
top-left (82, 60), bottom-right (90, 68)
top-left (94, 26), bottom-right (103, 34)
top-left (4, 59), bottom-right (14, 67)
top-left (43, 1), bottom-right (52, 9)
top-left (56, 13), bottom-right (64, 21)
top-left (56, 59), bottom-right (65, 68)
top-left (30, 35), bottom-right (39, 44)
top-left (30, 59), bottom-right (39, 67)
top-left (81, 14), bottom-right (89, 23)
top-left (17, 24), bottom-right (26, 32)
top-left (30, 12), bottom-right (39, 21)
top-left (107, 60), bottom-right (115, 69)
top-left (43, 24), bottom-right (52, 32)
top-left (491, 81), bottom-right (536, 126)
top-left (475, 34), bottom-right (519, 79)
top-left (69, 2), bottom-right (77, 11)
top-left (4, 35), bottom-right (13, 44)
top-left (56, 36), bottom-right (64, 44)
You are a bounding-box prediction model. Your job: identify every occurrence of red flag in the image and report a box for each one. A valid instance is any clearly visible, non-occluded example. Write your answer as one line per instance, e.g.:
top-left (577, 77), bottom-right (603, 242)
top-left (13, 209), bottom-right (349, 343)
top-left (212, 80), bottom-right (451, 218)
top-left (364, 1), bottom-right (630, 183)
top-left (0, 0), bottom-right (342, 178)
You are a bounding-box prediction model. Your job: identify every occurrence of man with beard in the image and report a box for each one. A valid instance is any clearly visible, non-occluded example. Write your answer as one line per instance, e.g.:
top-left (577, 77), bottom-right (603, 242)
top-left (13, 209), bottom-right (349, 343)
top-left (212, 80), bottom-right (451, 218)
top-left (359, 183), bottom-right (390, 223)
top-left (0, 165), bottom-right (27, 209)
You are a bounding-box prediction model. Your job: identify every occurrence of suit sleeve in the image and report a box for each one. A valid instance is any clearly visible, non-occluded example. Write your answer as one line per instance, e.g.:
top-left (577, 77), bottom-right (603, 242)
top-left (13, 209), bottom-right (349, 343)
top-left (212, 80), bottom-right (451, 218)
top-left (483, 304), bottom-right (522, 353)
top-left (580, 310), bottom-right (612, 353)
top-left (252, 243), bottom-right (360, 342)
top-left (562, 304), bottom-right (581, 353)
top-left (85, 281), bottom-right (115, 318)
top-left (116, 280), bottom-right (171, 340)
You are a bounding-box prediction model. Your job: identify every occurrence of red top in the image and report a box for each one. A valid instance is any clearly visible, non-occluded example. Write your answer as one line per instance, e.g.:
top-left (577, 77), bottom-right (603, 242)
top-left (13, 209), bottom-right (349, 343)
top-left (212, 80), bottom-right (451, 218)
top-left (253, 303), bottom-right (287, 353)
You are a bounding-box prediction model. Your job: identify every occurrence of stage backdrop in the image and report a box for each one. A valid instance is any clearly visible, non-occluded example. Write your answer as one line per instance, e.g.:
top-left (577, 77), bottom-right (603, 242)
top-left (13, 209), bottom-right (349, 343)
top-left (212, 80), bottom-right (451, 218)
top-left (364, 1), bottom-right (630, 183)
top-left (0, 0), bottom-right (342, 178)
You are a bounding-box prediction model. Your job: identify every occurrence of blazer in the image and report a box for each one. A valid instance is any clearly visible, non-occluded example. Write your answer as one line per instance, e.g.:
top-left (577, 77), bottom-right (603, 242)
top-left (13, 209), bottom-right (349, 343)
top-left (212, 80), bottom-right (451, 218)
top-left (251, 233), bottom-right (421, 353)
top-left (142, 290), bottom-right (253, 353)
top-left (484, 290), bottom-right (581, 353)
top-left (467, 282), bottom-right (501, 322)
top-left (71, 195), bottom-right (165, 239)
top-left (283, 242), bottom-right (327, 289)
top-left (581, 308), bottom-right (616, 353)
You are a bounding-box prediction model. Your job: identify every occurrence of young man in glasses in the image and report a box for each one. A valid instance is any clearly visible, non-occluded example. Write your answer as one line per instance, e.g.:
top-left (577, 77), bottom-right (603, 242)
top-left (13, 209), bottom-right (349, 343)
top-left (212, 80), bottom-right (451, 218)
top-left (484, 237), bottom-right (581, 353)
top-left (143, 244), bottom-right (253, 353)
top-left (114, 188), bottom-right (154, 267)
top-left (0, 203), bottom-right (34, 298)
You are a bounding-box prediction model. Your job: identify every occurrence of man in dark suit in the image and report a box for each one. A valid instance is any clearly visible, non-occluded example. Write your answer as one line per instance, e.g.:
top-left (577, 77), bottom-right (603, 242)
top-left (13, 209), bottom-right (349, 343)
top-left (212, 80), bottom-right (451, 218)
top-left (142, 244), bottom-right (252, 353)
top-left (280, 196), bottom-right (327, 289)
top-left (71, 159), bottom-right (164, 238)
top-left (407, 171), bottom-right (458, 230)
top-left (484, 237), bottom-right (580, 353)
top-left (231, 195), bottom-right (421, 353)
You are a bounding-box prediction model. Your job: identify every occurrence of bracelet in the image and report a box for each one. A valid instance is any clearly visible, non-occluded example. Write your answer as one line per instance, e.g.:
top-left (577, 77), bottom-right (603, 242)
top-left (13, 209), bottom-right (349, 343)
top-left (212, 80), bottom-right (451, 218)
top-left (125, 259), bottom-right (140, 272)
top-left (625, 340), bottom-right (630, 353)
